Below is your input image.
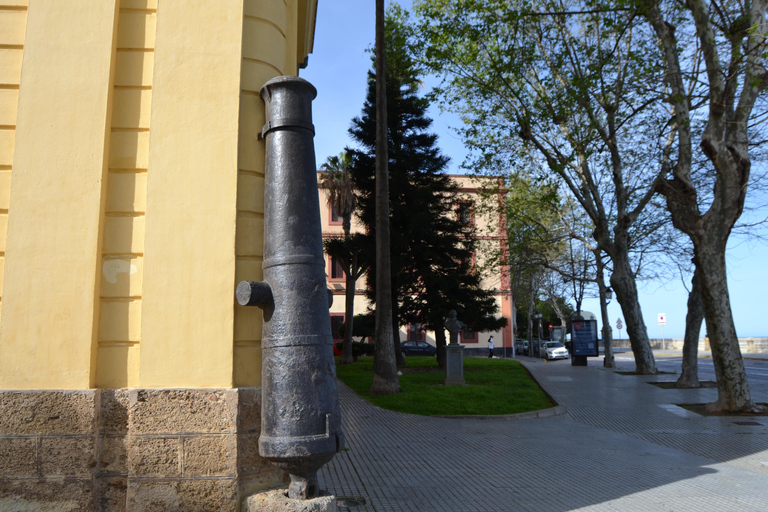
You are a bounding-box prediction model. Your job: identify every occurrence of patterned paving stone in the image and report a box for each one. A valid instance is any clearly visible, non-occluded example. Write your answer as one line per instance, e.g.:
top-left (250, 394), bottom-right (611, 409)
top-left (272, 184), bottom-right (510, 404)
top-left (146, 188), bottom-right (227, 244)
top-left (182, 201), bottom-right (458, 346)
top-left (320, 358), bottom-right (768, 511)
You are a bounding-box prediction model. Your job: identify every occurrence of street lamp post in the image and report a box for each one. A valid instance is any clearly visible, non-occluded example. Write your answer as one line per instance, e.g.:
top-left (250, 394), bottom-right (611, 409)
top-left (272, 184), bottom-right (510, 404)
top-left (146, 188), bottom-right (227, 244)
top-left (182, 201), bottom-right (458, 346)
top-left (533, 312), bottom-right (542, 357)
top-left (602, 287), bottom-right (615, 368)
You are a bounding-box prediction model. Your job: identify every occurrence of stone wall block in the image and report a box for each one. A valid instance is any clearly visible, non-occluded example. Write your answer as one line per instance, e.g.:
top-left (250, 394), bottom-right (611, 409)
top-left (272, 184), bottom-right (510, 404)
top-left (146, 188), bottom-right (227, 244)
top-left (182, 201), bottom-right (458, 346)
top-left (126, 480), bottom-right (239, 512)
top-left (0, 390), bottom-right (97, 435)
top-left (128, 389), bottom-right (238, 434)
top-left (183, 435), bottom-right (237, 477)
top-left (238, 462), bottom-right (287, 502)
top-left (238, 434), bottom-right (265, 474)
top-left (96, 477), bottom-right (128, 512)
top-left (100, 389), bottom-right (131, 434)
top-left (40, 436), bottom-right (96, 478)
top-left (126, 481), bottom-right (181, 512)
top-left (178, 479), bottom-right (238, 512)
top-left (127, 437), bottom-right (180, 477)
top-left (0, 480), bottom-right (93, 511)
top-left (100, 435), bottom-right (128, 475)
top-left (0, 437), bottom-right (38, 478)
top-left (237, 387), bottom-right (262, 433)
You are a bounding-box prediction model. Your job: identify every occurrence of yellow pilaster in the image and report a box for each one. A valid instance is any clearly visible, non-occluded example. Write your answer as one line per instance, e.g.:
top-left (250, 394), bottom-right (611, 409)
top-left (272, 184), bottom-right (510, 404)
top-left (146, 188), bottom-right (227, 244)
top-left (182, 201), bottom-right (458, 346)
top-left (0, 0), bottom-right (118, 389)
top-left (138, 0), bottom-right (244, 388)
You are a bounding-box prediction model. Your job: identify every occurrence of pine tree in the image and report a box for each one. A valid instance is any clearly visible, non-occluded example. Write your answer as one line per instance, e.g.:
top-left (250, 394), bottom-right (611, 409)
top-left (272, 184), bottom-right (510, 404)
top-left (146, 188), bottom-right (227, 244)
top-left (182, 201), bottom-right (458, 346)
top-left (349, 6), bottom-right (504, 367)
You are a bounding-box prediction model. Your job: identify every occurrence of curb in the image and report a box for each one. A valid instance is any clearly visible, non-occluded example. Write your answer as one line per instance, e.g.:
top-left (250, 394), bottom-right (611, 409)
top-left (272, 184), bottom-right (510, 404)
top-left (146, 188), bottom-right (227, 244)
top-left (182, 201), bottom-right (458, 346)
top-left (649, 350), bottom-right (768, 362)
top-left (435, 404), bottom-right (567, 421)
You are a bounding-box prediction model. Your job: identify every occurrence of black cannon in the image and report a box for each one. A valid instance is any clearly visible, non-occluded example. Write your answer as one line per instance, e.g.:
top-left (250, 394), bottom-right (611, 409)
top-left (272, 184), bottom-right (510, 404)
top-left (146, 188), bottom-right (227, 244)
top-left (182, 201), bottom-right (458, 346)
top-left (236, 75), bottom-right (343, 500)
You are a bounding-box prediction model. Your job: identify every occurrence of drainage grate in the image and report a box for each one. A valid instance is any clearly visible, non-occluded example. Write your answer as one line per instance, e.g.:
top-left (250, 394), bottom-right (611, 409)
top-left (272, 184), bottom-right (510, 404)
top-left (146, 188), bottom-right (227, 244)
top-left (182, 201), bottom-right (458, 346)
top-left (733, 421), bottom-right (763, 426)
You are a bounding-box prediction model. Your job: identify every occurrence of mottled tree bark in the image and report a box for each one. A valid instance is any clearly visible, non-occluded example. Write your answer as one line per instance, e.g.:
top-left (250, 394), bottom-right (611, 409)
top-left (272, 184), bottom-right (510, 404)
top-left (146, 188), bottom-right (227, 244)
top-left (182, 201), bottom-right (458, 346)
top-left (610, 250), bottom-right (656, 374)
top-left (697, 246), bottom-right (755, 411)
top-left (643, 0), bottom-right (766, 411)
top-left (676, 269), bottom-right (703, 388)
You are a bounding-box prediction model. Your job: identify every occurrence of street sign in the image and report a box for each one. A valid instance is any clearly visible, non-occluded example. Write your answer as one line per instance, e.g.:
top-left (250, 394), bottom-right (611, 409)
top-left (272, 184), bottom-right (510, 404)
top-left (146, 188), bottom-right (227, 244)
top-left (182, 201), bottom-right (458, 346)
top-left (658, 313), bottom-right (667, 325)
top-left (616, 318), bottom-right (623, 330)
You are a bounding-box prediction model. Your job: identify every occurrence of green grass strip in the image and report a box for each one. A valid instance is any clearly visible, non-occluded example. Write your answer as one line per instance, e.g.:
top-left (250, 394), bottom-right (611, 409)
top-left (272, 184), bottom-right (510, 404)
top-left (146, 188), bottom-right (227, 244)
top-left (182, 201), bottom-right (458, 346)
top-left (335, 356), bottom-right (554, 416)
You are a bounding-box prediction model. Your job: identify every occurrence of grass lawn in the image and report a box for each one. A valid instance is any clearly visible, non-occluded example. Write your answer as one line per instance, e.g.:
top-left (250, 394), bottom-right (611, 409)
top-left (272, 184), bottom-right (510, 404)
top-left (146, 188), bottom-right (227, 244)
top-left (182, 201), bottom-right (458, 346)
top-left (335, 356), bottom-right (554, 416)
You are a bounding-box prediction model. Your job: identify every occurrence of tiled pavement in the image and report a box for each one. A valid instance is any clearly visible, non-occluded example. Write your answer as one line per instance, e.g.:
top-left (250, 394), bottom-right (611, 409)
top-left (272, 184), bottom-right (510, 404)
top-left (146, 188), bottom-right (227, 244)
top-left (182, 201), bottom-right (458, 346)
top-left (319, 356), bottom-right (768, 511)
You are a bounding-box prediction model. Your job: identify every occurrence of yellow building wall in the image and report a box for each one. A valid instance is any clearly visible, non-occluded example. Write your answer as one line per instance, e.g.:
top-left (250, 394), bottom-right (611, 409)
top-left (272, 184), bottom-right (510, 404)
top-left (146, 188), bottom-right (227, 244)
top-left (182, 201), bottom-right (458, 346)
top-left (0, 0), bottom-right (317, 390)
top-left (0, 0), bottom-right (27, 317)
top-left (0, 0), bottom-right (118, 389)
top-left (96, 0), bottom-right (155, 389)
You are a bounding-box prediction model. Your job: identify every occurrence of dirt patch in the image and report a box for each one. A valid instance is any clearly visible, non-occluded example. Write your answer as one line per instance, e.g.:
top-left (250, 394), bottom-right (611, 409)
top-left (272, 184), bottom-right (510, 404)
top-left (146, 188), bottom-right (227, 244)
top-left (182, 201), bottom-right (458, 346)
top-left (648, 381), bottom-right (717, 389)
top-left (677, 403), bottom-right (768, 417)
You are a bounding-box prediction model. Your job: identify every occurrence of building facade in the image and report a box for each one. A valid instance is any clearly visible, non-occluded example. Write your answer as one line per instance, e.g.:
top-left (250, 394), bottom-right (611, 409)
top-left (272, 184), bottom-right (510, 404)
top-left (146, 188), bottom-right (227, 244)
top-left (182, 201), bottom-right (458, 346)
top-left (0, 1), bottom-right (317, 509)
top-left (320, 174), bottom-right (514, 356)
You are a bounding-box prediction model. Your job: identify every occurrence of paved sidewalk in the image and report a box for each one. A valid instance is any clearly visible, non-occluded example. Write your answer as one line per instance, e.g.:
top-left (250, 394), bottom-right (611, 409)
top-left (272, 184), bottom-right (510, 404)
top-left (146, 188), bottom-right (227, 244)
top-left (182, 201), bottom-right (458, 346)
top-left (319, 357), bottom-right (768, 511)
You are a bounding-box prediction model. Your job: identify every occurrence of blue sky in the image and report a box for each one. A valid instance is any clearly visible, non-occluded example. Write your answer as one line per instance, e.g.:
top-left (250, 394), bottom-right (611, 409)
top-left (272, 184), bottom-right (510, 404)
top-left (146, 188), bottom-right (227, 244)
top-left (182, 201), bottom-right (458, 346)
top-left (300, 0), bottom-right (768, 339)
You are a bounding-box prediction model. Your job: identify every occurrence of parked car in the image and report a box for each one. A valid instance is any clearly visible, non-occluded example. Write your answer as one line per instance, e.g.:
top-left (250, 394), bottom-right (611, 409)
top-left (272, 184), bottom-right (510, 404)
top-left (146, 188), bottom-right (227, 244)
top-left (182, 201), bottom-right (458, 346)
top-left (540, 341), bottom-right (569, 360)
top-left (515, 339), bottom-right (529, 353)
top-left (400, 340), bottom-right (437, 357)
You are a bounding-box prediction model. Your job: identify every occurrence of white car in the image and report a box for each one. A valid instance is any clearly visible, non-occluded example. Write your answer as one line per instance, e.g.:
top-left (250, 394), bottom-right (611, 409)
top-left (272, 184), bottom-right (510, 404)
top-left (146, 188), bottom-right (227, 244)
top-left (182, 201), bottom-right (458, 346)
top-left (540, 341), bottom-right (569, 360)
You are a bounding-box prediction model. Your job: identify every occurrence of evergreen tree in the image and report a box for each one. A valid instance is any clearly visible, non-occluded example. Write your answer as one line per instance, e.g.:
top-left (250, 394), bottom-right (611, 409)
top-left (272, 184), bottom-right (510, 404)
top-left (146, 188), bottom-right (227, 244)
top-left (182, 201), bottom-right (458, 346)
top-left (349, 6), bottom-right (504, 367)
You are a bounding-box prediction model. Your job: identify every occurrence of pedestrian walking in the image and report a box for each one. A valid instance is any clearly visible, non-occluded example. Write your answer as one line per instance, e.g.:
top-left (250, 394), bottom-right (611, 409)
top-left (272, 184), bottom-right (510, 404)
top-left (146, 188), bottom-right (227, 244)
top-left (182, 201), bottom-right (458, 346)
top-left (488, 336), bottom-right (494, 358)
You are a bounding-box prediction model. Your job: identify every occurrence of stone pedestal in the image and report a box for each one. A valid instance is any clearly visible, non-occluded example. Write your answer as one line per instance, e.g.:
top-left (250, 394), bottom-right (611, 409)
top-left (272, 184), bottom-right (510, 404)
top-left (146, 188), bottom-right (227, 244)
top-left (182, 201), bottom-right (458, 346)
top-left (444, 344), bottom-right (466, 386)
top-left (243, 489), bottom-right (337, 512)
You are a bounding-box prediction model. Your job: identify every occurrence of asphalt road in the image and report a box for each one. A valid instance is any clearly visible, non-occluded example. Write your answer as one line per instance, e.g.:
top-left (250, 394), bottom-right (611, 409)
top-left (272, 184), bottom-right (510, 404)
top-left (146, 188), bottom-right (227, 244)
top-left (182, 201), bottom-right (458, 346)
top-left (613, 350), bottom-right (768, 395)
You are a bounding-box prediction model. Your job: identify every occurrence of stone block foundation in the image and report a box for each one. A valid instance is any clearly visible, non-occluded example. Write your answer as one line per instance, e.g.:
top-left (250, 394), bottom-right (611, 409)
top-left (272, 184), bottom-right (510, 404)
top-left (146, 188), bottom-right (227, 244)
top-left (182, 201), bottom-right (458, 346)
top-left (0, 388), bottom-right (285, 511)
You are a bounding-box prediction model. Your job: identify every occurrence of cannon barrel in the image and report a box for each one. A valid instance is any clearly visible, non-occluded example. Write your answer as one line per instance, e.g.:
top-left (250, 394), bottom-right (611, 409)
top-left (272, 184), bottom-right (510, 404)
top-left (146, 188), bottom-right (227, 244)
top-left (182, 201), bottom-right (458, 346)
top-left (236, 75), bottom-right (343, 500)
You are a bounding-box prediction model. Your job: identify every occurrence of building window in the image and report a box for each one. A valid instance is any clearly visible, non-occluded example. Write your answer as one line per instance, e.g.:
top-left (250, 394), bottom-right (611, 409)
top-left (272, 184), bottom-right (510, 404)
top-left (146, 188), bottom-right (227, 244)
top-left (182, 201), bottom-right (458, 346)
top-left (329, 255), bottom-right (345, 281)
top-left (459, 249), bottom-right (477, 274)
top-left (329, 204), bottom-right (342, 225)
top-left (457, 202), bottom-right (473, 226)
top-left (330, 314), bottom-right (345, 340)
top-left (407, 323), bottom-right (426, 341)
top-left (462, 328), bottom-right (478, 343)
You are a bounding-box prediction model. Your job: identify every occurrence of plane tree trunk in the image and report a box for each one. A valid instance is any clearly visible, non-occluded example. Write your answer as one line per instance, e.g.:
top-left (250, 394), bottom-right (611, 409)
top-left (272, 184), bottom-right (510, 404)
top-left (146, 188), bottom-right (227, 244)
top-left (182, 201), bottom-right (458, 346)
top-left (643, 0), bottom-right (767, 412)
top-left (676, 269), bottom-right (703, 388)
top-left (697, 241), bottom-right (755, 411)
top-left (608, 247), bottom-right (656, 374)
top-left (595, 253), bottom-right (614, 369)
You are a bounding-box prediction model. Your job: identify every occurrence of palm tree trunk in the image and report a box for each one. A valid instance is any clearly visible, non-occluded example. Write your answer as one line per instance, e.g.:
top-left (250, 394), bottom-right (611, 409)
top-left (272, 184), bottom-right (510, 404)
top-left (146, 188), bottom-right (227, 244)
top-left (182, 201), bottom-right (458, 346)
top-left (339, 251), bottom-right (356, 365)
top-left (369, 0), bottom-right (399, 395)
